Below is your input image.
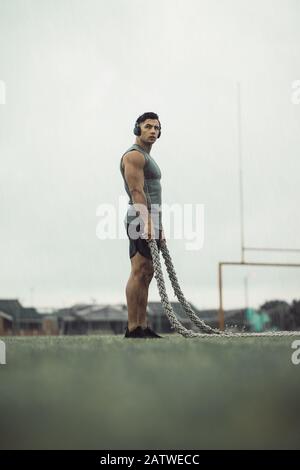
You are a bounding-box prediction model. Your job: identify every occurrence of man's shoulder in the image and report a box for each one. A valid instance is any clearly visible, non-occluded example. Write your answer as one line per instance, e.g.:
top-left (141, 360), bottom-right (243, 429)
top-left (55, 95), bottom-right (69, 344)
top-left (121, 149), bottom-right (146, 169)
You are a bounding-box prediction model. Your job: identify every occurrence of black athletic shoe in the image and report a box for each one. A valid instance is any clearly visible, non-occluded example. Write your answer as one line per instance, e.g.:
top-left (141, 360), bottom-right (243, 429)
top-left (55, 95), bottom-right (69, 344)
top-left (124, 326), bottom-right (146, 338)
top-left (142, 326), bottom-right (163, 338)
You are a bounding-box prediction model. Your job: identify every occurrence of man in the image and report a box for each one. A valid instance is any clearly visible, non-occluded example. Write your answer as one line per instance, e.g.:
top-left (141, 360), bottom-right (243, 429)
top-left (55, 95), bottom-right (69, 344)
top-left (120, 112), bottom-right (165, 339)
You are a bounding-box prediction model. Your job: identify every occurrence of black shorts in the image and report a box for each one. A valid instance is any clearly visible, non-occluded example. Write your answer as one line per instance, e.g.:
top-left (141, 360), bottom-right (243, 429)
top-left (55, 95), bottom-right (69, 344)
top-left (126, 223), bottom-right (162, 260)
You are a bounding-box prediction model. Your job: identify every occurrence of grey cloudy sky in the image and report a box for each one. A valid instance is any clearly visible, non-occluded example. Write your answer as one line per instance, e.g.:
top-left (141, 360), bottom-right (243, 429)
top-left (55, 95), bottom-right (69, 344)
top-left (0, 0), bottom-right (299, 310)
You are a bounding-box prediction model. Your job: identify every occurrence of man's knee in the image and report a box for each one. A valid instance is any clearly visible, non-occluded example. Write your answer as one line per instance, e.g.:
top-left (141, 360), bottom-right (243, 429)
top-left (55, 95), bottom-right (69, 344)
top-left (143, 266), bottom-right (154, 284)
top-left (132, 257), bottom-right (154, 284)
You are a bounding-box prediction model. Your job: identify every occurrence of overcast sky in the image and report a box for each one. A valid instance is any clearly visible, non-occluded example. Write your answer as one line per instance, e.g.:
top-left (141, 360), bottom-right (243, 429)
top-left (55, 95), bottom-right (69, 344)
top-left (0, 0), bottom-right (299, 311)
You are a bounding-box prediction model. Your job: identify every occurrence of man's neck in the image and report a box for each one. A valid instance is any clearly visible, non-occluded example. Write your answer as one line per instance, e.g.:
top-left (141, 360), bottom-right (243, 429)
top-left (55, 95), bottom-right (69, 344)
top-left (135, 138), bottom-right (152, 154)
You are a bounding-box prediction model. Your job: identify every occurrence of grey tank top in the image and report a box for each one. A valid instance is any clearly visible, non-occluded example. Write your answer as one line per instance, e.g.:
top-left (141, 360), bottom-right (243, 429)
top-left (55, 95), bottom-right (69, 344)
top-left (120, 144), bottom-right (162, 228)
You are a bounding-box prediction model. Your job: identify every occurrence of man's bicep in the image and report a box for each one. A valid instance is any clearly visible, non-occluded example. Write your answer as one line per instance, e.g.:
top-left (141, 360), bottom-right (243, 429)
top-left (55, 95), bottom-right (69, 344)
top-left (124, 153), bottom-right (145, 193)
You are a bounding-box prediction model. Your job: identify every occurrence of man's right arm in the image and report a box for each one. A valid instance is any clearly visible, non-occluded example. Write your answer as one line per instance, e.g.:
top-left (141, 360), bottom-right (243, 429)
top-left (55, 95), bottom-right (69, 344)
top-left (123, 151), bottom-right (154, 237)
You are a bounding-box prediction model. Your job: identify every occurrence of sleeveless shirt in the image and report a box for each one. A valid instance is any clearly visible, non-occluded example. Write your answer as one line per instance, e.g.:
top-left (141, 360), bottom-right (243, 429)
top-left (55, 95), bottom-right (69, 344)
top-left (120, 144), bottom-right (162, 229)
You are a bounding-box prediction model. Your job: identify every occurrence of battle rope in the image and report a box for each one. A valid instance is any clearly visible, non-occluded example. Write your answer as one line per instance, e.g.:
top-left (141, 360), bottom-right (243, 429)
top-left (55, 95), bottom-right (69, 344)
top-left (141, 163), bottom-right (299, 338)
top-left (147, 236), bottom-right (300, 338)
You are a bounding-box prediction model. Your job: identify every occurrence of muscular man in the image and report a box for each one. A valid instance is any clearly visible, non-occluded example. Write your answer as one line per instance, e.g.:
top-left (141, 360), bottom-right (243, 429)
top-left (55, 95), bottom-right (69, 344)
top-left (120, 112), bottom-right (165, 339)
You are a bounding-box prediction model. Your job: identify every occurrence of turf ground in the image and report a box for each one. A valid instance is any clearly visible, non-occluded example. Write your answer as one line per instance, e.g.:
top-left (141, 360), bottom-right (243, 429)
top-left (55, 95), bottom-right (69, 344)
top-left (0, 334), bottom-right (300, 449)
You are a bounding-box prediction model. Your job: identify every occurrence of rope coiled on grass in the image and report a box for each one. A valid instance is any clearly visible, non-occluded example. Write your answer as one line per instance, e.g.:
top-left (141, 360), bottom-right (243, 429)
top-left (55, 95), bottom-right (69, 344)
top-left (147, 236), bottom-right (300, 338)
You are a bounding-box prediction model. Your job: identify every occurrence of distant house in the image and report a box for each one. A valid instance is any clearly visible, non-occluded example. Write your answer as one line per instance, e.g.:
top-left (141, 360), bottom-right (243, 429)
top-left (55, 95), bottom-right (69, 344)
top-left (0, 299), bottom-right (23, 322)
top-left (0, 299), bottom-right (45, 335)
top-left (291, 300), bottom-right (300, 328)
top-left (42, 316), bottom-right (59, 335)
top-left (189, 308), bottom-right (220, 330)
top-left (260, 300), bottom-right (295, 330)
top-left (17, 307), bottom-right (44, 335)
top-left (0, 311), bottom-right (13, 336)
top-left (219, 309), bottom-right (247, 331)
top-left (56, 303), bottom-right (128, 335)
top-left (147, 301), bottom-right (196, 333)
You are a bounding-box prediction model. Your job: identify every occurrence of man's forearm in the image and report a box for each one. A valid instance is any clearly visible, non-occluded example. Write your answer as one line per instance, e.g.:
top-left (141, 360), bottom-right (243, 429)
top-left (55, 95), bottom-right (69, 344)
top-left (130, 189), bottom-right (151, 225)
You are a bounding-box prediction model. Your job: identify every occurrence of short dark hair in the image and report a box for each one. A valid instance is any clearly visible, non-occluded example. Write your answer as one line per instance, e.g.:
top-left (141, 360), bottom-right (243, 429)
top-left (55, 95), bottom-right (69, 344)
top-left (136, 112), bottom-right (161, 129)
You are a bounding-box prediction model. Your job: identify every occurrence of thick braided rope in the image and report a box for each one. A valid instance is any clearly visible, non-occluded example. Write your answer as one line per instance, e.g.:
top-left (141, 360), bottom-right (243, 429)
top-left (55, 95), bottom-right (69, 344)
top-left (144, 173), bottom-right (217, 338)
top-left (141, 178), bottom-right (201, 337)
top-left (159, 240), bottom-right (221, 334)
top-left (147, 238), bottom-right (205, 338)
top-left (147, 236), bottom-right (300, 338)
top-left (142, 164), bottom-right (299, 338)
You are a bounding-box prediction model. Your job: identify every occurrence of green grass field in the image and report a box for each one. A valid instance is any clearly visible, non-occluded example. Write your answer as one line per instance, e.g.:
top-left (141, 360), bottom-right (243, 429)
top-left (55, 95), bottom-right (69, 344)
top-left (1, 334), bottom-right (300, 449)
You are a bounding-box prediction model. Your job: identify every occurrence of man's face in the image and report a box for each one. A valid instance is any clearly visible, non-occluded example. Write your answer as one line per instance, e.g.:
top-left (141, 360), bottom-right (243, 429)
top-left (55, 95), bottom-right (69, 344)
top-left (139, 119), bottom-right (160, 143)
